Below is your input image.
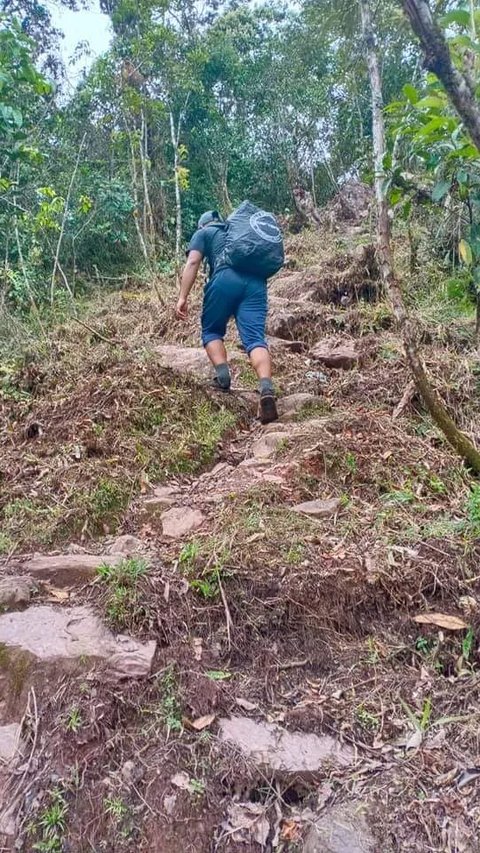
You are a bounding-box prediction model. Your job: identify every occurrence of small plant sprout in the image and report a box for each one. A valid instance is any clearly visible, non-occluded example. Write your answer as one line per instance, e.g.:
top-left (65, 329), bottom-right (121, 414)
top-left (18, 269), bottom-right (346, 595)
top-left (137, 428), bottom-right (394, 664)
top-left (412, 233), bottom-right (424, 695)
top-left (65, 706), bottom-right (82, 733)
top-left (104, 796), bottom-right (129, 820)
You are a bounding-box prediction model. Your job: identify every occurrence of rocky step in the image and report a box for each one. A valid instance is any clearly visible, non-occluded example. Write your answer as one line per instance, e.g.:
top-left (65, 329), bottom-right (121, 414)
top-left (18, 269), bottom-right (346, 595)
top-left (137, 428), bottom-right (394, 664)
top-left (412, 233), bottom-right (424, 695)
top-left (219, 715), bottom-right (354, 779)
top-left (0, 605), bottom-right (156, 684)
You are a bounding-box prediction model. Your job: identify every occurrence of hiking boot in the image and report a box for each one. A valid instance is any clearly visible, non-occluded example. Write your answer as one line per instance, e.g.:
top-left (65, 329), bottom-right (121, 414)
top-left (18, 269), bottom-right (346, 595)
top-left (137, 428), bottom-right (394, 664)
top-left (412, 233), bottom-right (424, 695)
top-left (259, 391), bottom-right (278, 424)
top-left (210, 376), bottom-right (231, 393)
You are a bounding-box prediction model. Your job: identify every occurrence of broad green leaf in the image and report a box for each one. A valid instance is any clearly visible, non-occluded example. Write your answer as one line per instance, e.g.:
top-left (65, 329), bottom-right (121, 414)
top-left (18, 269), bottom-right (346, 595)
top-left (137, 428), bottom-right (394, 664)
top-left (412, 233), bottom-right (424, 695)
top-left (415, 96), bottom-right (446, 111)
top-left (390, 187), bottom-right (403, 206)
top-left (440, 10), bottom-right (471, 28)
top-left (431, 179), bottom-right (450, 202)
top-left (403, 83), bottom-right (419, 105)
top-left (459, 239), bottom-right (473, 266)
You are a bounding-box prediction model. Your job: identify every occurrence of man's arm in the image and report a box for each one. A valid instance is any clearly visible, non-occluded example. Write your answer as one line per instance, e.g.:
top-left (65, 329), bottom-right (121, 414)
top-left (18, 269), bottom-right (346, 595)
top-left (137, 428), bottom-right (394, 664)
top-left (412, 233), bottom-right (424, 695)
top-left (176, 249), bottom-right (203, 319)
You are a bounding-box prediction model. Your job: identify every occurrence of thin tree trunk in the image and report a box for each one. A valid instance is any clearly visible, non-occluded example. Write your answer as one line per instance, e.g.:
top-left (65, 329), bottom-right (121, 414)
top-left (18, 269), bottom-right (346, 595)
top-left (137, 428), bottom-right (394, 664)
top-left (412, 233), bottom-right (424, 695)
top-left (13, 204), bottom-right (47, 339)
top-left (400, 0), bottom-right (480, 151)
top-left (50, 132), bottom-right (86, 304)
top-left (139, 110), bottom-right (156, 258)
top-left (361, 0), bottom-right (480, 473)
top-left (169, 109), bottom-right (182, 280)
top-left (125, 117), bottom-right (151, 268)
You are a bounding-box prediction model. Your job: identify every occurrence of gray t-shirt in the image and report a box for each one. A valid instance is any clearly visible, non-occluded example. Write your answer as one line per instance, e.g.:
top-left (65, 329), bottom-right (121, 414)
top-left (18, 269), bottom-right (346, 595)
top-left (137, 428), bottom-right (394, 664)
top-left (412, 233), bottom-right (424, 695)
top-left (187, 223), bottom-right (226, 278)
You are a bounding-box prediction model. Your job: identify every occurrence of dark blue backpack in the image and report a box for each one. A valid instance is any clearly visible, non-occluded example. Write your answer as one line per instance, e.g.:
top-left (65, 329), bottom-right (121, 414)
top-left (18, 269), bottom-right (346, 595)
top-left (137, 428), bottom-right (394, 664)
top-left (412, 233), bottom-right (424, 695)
top-left (222, 201), bottom-right (284, 279)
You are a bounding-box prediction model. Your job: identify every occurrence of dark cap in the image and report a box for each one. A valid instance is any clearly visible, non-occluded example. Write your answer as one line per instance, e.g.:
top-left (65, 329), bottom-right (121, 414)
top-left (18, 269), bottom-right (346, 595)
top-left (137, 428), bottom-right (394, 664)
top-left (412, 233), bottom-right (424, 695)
top-left (198, 210), bottom-right (222, 228)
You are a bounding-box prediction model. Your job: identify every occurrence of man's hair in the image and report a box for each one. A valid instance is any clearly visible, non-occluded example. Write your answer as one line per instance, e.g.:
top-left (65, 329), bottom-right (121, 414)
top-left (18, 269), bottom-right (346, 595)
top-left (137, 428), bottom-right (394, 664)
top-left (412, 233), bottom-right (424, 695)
top-left (197, 210), bottom-right (222, 229)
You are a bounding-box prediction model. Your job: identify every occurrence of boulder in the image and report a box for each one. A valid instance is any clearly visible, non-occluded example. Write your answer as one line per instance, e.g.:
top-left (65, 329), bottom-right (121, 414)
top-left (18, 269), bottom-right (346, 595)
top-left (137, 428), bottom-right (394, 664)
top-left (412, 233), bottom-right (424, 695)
top-left (0, 576), bottom-right (36, 609)
top-left (219, 716), bottom-right (354, 779)
top-left (0, 605), bottom-right (156, 680)
top-left (311, 341), bottom-right (359, 370)
top-left (17, 553), bottom-right (124, 587)
top-left (293, 498), bottom-right (342, 519)
top-left (161, 507), bottom-right (205, 539)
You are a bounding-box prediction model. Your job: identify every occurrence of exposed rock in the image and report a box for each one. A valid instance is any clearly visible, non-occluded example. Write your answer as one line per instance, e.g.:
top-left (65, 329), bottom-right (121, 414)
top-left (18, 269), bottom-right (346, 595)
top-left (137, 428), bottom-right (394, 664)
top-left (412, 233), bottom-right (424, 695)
top-left (329, 179), bottom-right (373, 224)
top-left (155, 344), bottom-right (212, 379)
top-left (188, 459), bottom-right (289, 502)
top-left (0, 605), bottom-right (156, 679)
top-left (304, 803), bottom-right (375, 853)
top-left (0, 723), bottom-right (23, 763)
top-left (277, 393), bottom-right (317, 421)
top-left (293, 498), bottom-right (342, 519)
top-left (141, 486), bottom-right (179, 518)
top-left (17, 554), bottom-right (124, 587)
top-left (311, 341), bottom-right (359, 370)
top-left (161, 506), bottom-right (205, 539)
top-left (251, 431), bottom-right (290, 460)
top-left (267, 336), bottom-right (307, 354)
top-left (219, 717), bottom-right (354, 778)
top-left (108, 535), bottom-right (144, 556)
top-left (267, 297), bottom-right (319, 340)
top-left (0, 576), bottom-right (36, 608)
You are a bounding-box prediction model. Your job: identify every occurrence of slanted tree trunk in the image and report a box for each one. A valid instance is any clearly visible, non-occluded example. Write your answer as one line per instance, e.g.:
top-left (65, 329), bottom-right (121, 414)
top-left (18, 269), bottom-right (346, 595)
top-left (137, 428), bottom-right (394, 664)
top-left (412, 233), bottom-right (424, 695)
top-left (360, 0), bottom-right (480, 473)
top-left (400, 0), bottom-right (480, 151)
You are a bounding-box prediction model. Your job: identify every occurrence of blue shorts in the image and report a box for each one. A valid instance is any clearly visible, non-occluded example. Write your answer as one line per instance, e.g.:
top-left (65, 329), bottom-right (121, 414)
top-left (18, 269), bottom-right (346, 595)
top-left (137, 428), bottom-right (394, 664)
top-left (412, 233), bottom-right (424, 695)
top-left (201, 267), bottom-right (268, 354)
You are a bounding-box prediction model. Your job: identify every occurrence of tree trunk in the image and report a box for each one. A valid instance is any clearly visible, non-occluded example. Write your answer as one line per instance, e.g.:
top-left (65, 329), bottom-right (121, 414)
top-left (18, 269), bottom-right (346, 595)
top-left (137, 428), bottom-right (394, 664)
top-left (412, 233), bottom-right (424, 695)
top-left (169, 109), bottom-right (183, 281)
top-left (400, 0), bottom-right (480, 151)
top-left (124, 117), bottom-right (151, 269)
top-left (361, 0), bottom-right (480, 473)
top-left (139, 110), bottom-right (156, 258)
top-left (50, 133), bottom-right (86, 304)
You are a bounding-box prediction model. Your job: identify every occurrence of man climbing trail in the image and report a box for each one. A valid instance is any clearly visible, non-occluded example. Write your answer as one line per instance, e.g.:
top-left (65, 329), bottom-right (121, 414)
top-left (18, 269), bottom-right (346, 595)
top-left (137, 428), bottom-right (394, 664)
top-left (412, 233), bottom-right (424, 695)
top-left (175, 205), bottom-right (283, 425)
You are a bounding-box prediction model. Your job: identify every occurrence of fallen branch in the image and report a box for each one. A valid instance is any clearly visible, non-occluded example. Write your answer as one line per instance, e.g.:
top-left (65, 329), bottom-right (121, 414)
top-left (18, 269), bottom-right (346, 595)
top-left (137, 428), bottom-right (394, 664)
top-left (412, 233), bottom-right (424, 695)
top-left (392, 380), bottom-right (416, 419)
top-left (71, 316), bottom-right (123, 345)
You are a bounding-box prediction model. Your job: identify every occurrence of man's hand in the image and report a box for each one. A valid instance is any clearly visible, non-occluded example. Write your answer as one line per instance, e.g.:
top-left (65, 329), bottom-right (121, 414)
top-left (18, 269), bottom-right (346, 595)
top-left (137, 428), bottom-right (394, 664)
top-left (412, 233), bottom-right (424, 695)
top-left (176, 296), bottom-right (188, 320)
top-left (176, 249), bottom-right (202, 321)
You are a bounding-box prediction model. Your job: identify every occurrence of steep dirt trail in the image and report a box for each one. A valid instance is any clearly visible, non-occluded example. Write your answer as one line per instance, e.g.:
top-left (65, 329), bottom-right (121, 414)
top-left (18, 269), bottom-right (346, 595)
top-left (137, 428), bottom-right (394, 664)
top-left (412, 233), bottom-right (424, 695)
top-left (1, 225), bottom-right (479, 852)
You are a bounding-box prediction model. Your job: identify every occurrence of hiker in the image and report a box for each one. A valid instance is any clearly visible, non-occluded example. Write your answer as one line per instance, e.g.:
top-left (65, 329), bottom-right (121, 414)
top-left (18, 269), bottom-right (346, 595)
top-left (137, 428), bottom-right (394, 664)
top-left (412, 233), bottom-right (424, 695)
top-left (176, 206), bottom-right (282, 425)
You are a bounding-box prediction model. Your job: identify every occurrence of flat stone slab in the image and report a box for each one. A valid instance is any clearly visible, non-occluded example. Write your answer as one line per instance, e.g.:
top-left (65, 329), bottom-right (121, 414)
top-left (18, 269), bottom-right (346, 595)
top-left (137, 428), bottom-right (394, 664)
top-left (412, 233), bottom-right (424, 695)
top-left (219, 716), bottom-right (354, 776)
top-left (16, 554), bottom-right (124, 587)
top-left (161, 506), bottom-right (205, 539)
top-left (0, 605), bottom-right (156, 679)
top-left (0, 576), bottom-right (36, 608)
top-left (293, 498), bottom-right (342, 518)
top-left (0, 723), bottom-right (23, 764)
top-left (304, 803), bottom-right (375, 853)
